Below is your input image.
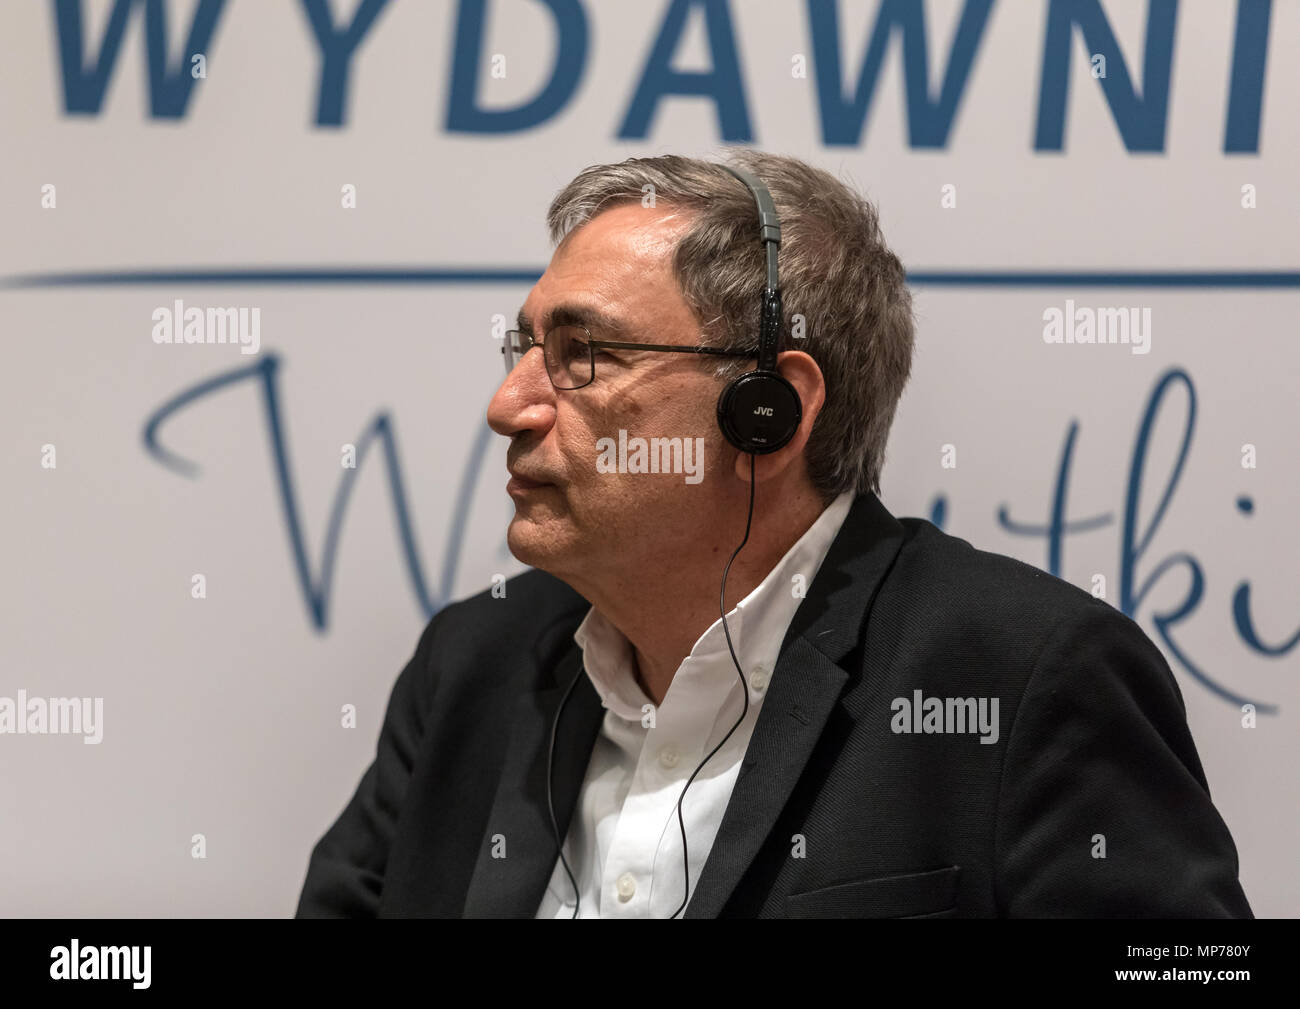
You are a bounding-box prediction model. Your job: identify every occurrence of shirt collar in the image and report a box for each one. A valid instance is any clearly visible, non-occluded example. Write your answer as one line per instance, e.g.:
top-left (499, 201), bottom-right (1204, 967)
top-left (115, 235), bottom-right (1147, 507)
top-left (573, 491), bottom-right (856, 721)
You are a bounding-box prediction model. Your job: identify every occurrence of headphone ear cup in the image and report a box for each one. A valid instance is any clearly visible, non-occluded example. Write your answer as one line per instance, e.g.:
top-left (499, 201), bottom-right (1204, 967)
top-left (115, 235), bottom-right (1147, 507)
top-left (716, 371), bottom-right (802, 454)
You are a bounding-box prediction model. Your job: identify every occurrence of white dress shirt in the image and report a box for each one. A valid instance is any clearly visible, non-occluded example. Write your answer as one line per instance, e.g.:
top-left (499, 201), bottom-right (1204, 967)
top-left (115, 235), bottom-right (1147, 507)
top-left (535, 491), bottom-right (855, 918)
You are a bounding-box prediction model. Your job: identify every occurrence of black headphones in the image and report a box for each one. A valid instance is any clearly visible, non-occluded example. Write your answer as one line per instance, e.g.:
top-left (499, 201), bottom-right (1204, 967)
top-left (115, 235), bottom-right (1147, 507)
top-left (545, 164), bottom-right (797, 919)
top-left (714, 164), bottom-right (803, 454)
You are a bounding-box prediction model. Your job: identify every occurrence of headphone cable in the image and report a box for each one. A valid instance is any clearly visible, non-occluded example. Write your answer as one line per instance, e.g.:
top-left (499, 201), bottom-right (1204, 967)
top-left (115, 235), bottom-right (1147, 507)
top-left (669, 452), bottom-right (756, 918)
top-left (547, 659), bottom-right (587, 919)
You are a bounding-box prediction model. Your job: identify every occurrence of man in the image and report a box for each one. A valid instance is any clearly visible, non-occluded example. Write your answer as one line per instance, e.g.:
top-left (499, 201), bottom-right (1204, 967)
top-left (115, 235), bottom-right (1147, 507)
top-left (295, 152), bottom-right (1251, 918)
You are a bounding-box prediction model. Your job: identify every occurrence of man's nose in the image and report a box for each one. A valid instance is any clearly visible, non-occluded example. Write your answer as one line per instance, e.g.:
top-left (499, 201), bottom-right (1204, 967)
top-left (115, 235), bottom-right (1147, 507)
top-left (486, 343), bottom-right (557, 438)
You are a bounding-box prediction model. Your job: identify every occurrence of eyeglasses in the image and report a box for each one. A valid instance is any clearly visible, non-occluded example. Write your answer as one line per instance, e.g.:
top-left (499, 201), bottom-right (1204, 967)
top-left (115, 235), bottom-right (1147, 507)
top-left (501, 324), bottom-right (758, 390)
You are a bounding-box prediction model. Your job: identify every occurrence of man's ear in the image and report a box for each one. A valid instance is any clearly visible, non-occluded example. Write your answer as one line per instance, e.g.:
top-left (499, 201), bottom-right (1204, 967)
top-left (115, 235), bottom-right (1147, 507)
top-left (732, 350), bottom-right (826, 483)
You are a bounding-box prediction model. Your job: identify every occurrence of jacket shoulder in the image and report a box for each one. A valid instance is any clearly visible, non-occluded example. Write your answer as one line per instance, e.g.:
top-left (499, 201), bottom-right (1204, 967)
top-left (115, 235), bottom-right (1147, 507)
top-left (881, 517), bottom-right (1168, 687)
top-left (893, 517), bottom-right (1090, 612)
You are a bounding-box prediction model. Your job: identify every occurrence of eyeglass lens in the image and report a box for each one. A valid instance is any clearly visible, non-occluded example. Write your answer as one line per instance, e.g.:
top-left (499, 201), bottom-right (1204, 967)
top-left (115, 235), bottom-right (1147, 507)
top-left (503, 326), bottom-right (593, 390)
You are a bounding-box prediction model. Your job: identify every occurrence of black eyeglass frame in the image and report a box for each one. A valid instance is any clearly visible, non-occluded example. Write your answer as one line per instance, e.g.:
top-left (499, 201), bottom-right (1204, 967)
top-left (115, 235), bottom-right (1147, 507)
top-left (501, 324), bottom-right (759, 391)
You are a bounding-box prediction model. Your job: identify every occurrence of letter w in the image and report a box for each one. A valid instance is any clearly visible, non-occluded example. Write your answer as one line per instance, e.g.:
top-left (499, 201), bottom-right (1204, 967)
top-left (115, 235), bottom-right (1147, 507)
top-left (141, 354), bottom-right (489, 629)
top-left (55, 0), bottom-right (226, 117)
top-left (809, 0), bottom-right (994, 147)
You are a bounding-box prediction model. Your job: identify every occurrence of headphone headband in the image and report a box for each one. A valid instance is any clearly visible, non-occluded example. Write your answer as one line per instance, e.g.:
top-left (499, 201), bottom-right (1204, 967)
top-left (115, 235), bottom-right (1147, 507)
top-left (713, 162), bottom-right (802, 455)
top-left (718, 164), bottom-right (781, 289)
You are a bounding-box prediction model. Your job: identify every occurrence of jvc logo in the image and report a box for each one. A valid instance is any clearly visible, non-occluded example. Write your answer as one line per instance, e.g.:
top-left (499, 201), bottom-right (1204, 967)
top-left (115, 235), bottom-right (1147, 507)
top-left (753, 406), bottom-right (774, 416)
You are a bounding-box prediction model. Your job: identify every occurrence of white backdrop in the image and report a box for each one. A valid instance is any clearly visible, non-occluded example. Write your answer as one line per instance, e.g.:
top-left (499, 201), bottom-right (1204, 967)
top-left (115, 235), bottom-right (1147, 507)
top-left (1, 0), bottom-right (1296, 917)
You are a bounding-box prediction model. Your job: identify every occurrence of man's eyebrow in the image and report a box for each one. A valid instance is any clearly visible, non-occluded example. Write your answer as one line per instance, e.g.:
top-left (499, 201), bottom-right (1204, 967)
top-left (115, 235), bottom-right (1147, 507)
top-left (515, 304), bottom-right (633, 339)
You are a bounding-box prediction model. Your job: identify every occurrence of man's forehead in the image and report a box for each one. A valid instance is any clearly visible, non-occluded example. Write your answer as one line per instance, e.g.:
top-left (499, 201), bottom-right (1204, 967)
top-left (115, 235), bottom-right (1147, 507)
top-left (516, 204), bottom-right (693, 337)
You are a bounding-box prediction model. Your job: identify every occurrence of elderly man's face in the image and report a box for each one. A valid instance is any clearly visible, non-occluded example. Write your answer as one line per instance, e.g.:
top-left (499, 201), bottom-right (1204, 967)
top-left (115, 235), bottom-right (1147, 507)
top-left (486, 203), bottom-right (732, 583)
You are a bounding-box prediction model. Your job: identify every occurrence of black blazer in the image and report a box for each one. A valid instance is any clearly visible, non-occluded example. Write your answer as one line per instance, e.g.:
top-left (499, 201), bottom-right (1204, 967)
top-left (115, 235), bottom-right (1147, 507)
top-left (295, 492), bottom-right (1252, 918)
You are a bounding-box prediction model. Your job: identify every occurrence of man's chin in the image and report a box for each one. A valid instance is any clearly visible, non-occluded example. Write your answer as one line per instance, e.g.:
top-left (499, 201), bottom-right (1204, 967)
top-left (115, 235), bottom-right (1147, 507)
top-left (505, 515), bottom-right (573, 571)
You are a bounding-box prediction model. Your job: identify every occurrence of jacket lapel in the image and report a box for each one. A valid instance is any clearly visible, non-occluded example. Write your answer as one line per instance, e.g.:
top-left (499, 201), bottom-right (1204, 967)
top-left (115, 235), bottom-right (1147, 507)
top-left (684, 492), bottom-right (905, 917)
top-left (461, 643), bottom-right (604, 917)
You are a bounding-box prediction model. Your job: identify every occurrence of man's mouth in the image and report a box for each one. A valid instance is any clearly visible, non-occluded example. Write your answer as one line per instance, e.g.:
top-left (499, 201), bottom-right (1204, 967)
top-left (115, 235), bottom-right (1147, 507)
top-left (507, 469), bottom-right (553, 493)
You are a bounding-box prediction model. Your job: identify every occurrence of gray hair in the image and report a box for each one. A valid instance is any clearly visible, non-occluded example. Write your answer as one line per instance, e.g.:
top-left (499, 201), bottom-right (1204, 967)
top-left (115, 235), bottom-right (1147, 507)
top-left (546, 150), bottom-right (914, 501)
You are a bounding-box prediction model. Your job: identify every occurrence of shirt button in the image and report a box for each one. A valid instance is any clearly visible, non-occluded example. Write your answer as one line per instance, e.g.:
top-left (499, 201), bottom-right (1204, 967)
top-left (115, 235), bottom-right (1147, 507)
top-left (750, 666), bottom-right (770, 692)
top-left (659, 745), bottom-right (679, 769)
top-left (616, 872), bottom-right (637, 902)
